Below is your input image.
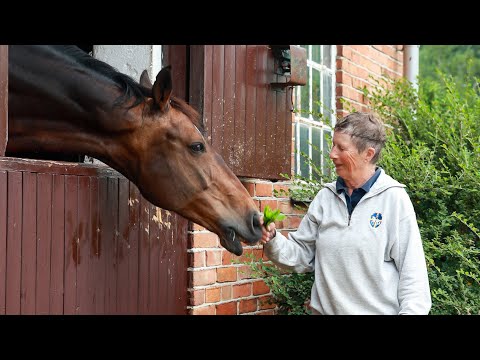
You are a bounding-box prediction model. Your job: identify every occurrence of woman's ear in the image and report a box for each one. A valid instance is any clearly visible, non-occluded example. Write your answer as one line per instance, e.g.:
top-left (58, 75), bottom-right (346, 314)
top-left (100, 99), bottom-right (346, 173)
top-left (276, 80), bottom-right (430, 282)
top-left (365, 147), bottom-right (376, 163)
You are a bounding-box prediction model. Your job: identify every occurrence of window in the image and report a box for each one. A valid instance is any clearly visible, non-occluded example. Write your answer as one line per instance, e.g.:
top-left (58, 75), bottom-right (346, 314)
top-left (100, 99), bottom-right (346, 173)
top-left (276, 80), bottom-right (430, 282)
top-left (294, 45), bottom-right (336, 181)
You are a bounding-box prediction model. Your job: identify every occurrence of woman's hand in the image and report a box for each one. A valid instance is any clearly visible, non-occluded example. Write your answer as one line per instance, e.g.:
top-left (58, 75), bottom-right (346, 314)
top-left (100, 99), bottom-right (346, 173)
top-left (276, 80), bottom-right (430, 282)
top-left (260, 215), bottom-right (277, 244)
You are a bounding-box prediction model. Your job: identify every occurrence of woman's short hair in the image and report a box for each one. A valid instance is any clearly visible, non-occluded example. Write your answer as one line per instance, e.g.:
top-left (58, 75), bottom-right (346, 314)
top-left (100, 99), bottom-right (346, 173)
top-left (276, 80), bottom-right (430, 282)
top-left (334, 112), bottom-right (386, 163)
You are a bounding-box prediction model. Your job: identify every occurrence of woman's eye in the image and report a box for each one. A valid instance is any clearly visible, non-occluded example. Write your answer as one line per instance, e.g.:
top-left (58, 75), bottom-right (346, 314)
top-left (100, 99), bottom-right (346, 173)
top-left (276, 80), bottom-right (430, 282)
top-left (190, 142), bottom-right (205, 153)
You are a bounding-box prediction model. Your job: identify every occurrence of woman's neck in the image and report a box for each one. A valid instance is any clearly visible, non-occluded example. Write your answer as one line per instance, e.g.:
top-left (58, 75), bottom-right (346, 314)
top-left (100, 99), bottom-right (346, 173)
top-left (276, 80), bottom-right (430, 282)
top-left (343, 166), bottom-right (377, 194)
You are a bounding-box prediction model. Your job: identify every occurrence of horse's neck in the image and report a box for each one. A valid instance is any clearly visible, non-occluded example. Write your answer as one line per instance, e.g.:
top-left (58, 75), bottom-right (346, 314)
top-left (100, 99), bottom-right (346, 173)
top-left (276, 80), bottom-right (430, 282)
top-left (8, 45), bottom-right (140, 180)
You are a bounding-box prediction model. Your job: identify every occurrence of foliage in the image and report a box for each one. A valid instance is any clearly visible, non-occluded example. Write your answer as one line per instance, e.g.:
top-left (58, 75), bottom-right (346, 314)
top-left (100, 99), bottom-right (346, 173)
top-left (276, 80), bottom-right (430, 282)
top-left (241, 253), bottom-right (314, 315)
top-left (420, 45), bottom-right (480, 90)
top-left (364, 71), bottom-right (480, 314)
top-left (263, 205), bottom-right (286, 226)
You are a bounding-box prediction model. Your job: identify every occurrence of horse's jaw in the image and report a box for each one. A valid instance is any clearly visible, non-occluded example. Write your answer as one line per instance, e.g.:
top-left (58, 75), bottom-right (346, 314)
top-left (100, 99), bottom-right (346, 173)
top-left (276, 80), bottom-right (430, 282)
top-left (219, 227), bottom-right (244, 256)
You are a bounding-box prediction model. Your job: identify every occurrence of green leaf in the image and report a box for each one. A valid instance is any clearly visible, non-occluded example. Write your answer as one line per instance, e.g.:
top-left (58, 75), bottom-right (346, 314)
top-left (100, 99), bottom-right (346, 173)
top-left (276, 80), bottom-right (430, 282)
top-left (263, 205), bottom-right (286, 227)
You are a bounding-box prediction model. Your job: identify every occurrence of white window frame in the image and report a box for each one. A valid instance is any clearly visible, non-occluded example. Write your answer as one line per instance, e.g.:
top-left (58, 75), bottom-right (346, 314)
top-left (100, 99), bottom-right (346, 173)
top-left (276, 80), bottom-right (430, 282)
top-left (294, 45), bottom-right (336, 180)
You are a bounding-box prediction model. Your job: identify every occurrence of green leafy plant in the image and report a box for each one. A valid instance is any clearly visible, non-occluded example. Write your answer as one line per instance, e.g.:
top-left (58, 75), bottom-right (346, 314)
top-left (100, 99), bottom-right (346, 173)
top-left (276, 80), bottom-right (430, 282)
top-left (241, 253), bottom-right (314, 315)
top-left (263, 205), bottom-right (286, 227)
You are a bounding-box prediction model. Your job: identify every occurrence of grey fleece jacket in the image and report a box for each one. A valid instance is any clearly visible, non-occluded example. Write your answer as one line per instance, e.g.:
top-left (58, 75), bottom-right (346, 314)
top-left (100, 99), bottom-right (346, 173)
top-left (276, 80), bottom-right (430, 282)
top-left (264, 169), bottom-right (432, 315)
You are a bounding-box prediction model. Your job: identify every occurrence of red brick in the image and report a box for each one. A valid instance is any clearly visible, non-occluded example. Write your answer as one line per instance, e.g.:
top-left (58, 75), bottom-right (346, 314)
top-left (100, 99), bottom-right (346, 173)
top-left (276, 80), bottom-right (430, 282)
top-left (188, 289), bottom-right (205, 306)
top-left (221, 285), bottom-right (232, 300)
top-left (237, 265), bottom-right (254, 280)
top-left (191, 269), bottom-right (216, 286)
top-left (239, 298), bottom-right (257, 314)
top-left (222, 250), bottom-right (235, 265)
top-left (205, 287), bottom-right (221, 303)
top-left (189, 251), bottom-right (205, 268)
top-left (253, 280), bottom-right (270, 295)
top-left (232, 283), bottom-right (252, 299)
top-left (258, 295), bottom-right (276, 310)
top-left (206, 250), bottom-right (222, 267)
top-left (216, 301), bottom-right (237, 315)
top-left (189, 305), bottom-right (215, 315)
top-left (259, 199), bottom-right (279, 212)
top-left (287, 215), bottom-right (302, 229)
top-left (242, 182), bottom-right (255, 196)
top-left (255, 182), bottom-right (273, 197)
top-left (217, 267), bottom-right (237, 282)
top-left (191, 232), bottom-right (219, 248)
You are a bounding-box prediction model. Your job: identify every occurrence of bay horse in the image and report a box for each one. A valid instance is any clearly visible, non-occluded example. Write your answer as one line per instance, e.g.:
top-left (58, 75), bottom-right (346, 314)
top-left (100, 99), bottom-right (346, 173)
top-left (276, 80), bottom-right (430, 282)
top-left (6, 45), bottom-right (262, 255)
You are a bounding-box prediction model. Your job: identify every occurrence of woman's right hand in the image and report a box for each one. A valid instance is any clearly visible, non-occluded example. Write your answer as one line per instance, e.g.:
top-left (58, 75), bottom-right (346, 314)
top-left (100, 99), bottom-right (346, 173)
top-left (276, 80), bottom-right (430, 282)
top-left (260, 215), bottom-right (277, 244)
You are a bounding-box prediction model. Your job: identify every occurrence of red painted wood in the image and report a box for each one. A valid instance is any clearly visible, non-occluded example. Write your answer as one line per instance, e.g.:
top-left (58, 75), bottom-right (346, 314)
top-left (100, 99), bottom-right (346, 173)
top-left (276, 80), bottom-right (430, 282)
top-left (36, 173), bottom-right (53, 314)
top-left (233, 45), bottom-right (247, 175)
top-left (76, 175), bottom-right (90, 313)
top-left (87, 176), bottom-right (99, 314)
top-left (222, 46), bottom-right (236, 164)
top-left (211, 45), bottom-right (225, 151)
top-left (0, 157), bottom-right (122, 177)
top-left (116, 178), bottom-right (130, 314)
top-left (244, 45), bottom-right (258, 176)
top-left (95, 177), bottom-right (108, 314)
top-left (6, 172), bottom-right (22, 314)
top-left (127, 183), bottom-right (140, 314)
top-left (148, 203), bottom-right (160, 312)
top-left (105, 177), bottom-right (118, 314)
top-left (64, 175), bottom-right (78, 314)
top-left (20, 172), bottom-right (36, 314)
top-left (255, 46), bottom-right (268, 178)
top-left (50, 174), bottom-right (65, 314)
top-left (137, 196), bottom-right (150, 314)
top-left (203, 46), bottom-right (214, 142)
top-left (0, 171), bottom-right (7, 314)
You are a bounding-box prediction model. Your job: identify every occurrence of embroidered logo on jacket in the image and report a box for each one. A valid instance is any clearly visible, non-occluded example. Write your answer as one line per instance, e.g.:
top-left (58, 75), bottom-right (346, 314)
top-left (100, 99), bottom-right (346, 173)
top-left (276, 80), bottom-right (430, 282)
top-left (370, 212), bottom-right (383, 228)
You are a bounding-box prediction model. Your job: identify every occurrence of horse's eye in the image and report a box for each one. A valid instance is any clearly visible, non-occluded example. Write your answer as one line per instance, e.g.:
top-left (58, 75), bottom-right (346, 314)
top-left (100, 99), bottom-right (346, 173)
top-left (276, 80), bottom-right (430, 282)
top-left (190, 142), bottom-right (205, 153)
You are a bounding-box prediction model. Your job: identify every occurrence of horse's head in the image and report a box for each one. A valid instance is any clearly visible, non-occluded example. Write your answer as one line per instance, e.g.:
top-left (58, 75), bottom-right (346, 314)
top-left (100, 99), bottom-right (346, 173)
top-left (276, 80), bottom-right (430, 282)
top-left (127, 67), bottom-right (262, 255)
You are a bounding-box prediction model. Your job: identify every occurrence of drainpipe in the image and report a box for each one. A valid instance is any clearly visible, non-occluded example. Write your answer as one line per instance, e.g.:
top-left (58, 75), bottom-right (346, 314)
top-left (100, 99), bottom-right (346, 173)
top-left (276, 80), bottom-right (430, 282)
top-left (403, 45), bottom-right (420, 91)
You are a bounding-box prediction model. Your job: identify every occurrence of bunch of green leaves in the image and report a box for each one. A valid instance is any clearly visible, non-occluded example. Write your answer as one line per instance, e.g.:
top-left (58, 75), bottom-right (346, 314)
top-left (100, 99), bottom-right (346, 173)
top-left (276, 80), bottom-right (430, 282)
top-left (263, 205), bottom-right (286, 227)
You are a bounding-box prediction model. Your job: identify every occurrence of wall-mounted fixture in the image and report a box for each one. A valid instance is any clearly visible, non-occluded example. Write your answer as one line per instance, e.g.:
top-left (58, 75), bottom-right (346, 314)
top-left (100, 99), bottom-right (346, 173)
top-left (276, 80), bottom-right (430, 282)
top-left (270, 45), bottom-right (307, 91)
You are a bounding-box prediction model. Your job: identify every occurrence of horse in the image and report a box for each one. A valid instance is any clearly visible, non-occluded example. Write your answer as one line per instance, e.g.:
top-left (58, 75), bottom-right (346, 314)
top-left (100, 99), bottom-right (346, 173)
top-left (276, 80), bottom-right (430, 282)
top-left (6, 45), bottom-right (263, 256)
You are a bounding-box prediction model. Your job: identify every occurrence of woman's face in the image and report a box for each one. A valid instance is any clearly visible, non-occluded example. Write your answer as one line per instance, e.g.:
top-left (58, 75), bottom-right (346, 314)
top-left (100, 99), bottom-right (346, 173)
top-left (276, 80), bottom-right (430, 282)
top-left (329, 131), bottom-right (369, 181)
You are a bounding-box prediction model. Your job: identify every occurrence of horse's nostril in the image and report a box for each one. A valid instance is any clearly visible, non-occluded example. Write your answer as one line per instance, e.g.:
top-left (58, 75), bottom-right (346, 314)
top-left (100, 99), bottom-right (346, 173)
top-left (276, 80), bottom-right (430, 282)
top-left (252, 211), bottom-right (261, 228)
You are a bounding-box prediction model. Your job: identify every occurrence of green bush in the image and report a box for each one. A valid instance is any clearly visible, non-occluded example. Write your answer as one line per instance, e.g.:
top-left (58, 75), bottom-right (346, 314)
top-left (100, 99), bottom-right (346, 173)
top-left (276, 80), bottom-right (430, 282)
top-left (241, 253), bottom-right (314, 315)
top-left (243, 70), bottom-right (480, 315)
top-left (367, 73), bottom-right (480, 314)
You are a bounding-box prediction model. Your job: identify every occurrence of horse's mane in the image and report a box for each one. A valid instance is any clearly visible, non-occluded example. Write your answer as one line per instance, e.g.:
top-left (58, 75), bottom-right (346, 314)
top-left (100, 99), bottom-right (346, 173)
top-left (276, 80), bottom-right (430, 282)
top-left (51, 45), bottom-right (150, 109)
top-left (49, 45), bottom-right (204, 132)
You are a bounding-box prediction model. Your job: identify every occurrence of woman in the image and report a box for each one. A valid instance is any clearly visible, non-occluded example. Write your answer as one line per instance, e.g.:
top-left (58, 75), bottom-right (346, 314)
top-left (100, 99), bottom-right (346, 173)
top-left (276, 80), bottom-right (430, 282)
top-left (261, 112), bottom-right (431, 315)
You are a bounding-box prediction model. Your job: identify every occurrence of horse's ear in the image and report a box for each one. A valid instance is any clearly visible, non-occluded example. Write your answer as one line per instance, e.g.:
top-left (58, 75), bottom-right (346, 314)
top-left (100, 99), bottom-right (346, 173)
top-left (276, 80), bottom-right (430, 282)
top-left (152, 66), bottom-right (172, 112)
top-left (140, 70), bottom-right (153, 90)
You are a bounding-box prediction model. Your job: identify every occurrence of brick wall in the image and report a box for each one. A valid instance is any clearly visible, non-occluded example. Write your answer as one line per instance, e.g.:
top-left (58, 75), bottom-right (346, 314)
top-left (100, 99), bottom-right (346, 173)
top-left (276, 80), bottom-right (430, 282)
top-left (336, 45), bottom-right (404, 117)
top-left (187, 177), bottom-right (304, 315)
top-left (187, 45), bottom-right (405, 315)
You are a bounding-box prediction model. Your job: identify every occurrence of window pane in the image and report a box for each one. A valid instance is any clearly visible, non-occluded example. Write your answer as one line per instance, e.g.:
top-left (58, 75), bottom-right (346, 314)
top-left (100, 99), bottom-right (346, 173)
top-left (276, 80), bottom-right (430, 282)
top-left (323, 130), bottom-right (332, 177)
top-left (322, 45), bottom-right (332, 68)
top-left (312, 127), bottom-right (322, 181)
top-left (311, 45), bottom-right (321, 64)
top-left (299, 123), bottom-right (310, 178)
top-left (322, 71), bottom-right (333, 125)
top-left (312, 69), bottom-right (321, 121)
top-left (300, 66), bottom-right (310, 118)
